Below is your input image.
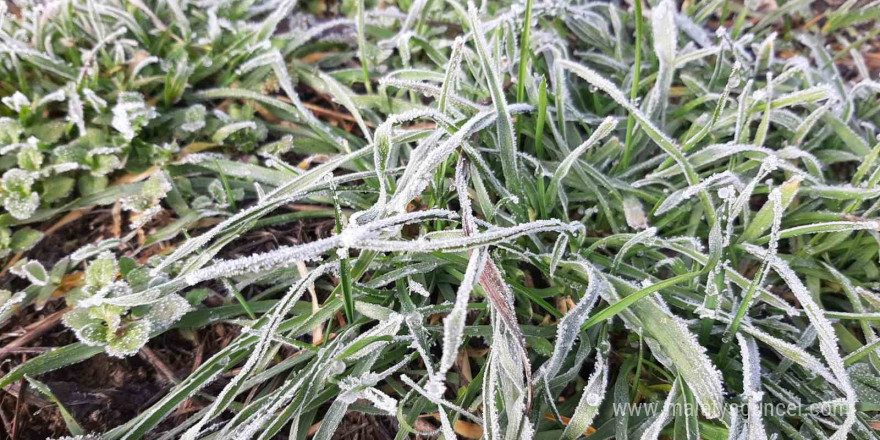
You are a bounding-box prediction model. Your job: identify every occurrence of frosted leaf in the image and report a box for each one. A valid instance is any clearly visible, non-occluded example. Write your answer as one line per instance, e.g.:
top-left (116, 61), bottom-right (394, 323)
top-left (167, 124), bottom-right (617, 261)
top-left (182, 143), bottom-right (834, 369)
top-left (3, 190), bottom-right (39, 220)
top-left (651, 0), bottom-right (678, 65)
top-left (74, 322), bottom-right (109, 347)
top-left (740, 324), bottom-right (838, 386)
top-left (111, 92), bottom-right (158, 141)
top-left (68, 239), bottom-right (120, 263)
top-left (174, 152), bottom-right (227, 165)
top-left (550, 116), bottom-right (618, 202)
top-left (143, 172), bottom-right (172, 199)
top-left (360, 387), bottom-right (398, 414)
top-left (364, 262), bottom-right (442, 288)
top-left (561, 353), bottom-right (608, 440)
top-left (145, 294), bottom-right (192, 329)
top-left (82, 88), bottom-right (107, 111)
top-left (85, 251), bottom-right (118, 290)
top-left (743, 244), bottom-right (856, 439)
top-left (384, 77), bottom-right (484, 110)
top-left (655, 171), bottom-right (739, 215)
top-left (538, 264), bottom-right (603, 386)
top-left (408, 279), bottom-right (430, 297)
top-left (2, 168), bottom-right (35, 192)
top-left (400, 374), bottom-right (484, 424)
top-left (182, 265), bottom-right (333, 440)
top-left (181, 104), bottom-right (207, 132)
top-left (212, 121), bottom-right (257, 143)
top-left (613, 227), bottom-right (657, 268)
top-left (439, 36), bottom-right (466, 113)
top-left (623, 197), bottom-right (648, 229)
top-left (639, 380), bottom-right (680, 440)
top-left (435, 247), bottom-right (488, 392)
top-left (856, 287), bottom-right (880, 309)
top-left (106, 320), bottom-right (151, 358)
top-left (549, 233), bottom-right (568, 278)
top-left (14, 259), bottom-right (49, 286)
top-left (599, 273), bottom-right (724, 418)
top-left (0, 291), bottom-right (26, 318)
top-left (354, 301), bottom-right (393, 320)
top-left (736, 334), bottom-right (768, 440)
top-left (67, 84), bottom-right (85, 133)
top-left (801, 184), bottom-right (880, 200)
top-left (36, 87), bottom-right (67, 107)
top-left (358, 219), bottom-right (580, 254)
top-left (2, 91), bottom-right (30, 112)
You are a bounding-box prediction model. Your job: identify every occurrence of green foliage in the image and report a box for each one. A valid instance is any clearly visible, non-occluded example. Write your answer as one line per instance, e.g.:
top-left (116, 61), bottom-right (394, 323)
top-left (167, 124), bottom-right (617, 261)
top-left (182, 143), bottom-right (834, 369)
top-left (2, 0), bottom-right (880, 439)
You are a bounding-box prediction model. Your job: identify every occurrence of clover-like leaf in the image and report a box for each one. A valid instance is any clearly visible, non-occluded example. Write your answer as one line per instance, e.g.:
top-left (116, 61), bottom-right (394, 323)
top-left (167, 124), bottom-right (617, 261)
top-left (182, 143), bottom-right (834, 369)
top-left (3, 191), bottom-right (40, 220)
top-left (111, 92), bottom-right (158, 141)
top-left (17, 138), bottom-right (43, 171)
top-left (10, 228), bottom-right (43, 253)
top-left (85, 251), bottom-right (118, 291)
top-left (181, 104), bottom-right (207, 132)
top-left (0, 117), bottom-right (23, 144)
top-left (145, 294), bottom-right (193, 329)
top-left (22, 260), bottom-right (49, 286)
top-left (106, 320), bottom-right (151, 358)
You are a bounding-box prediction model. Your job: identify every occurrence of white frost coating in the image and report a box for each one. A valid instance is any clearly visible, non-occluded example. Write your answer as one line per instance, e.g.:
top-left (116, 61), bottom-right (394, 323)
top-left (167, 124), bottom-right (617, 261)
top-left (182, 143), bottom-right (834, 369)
top-left (774, 221), bottom-right (880, 240)
top-left (408, 279), bottom-right (431, 297)
top-left (183, 209), bottom-right (454, 285)
top-left (802, 184), bottom-right (880, 200)
top-left (550, 116), bottom-right (618, 200)
top-left (561, 353), bottom-right (608, 440)
top-left (639, 380), bottom-right (680, 440)
top-left (623, 196), bottom-right (648, 229)
top-left (0, 291), bottom-right (27, 318)
top-left (743, 244), bottom-right (856, 440)
top-left (856, 287), bottom-right (880, 309)
top-left (236, 48), bottom-right (337, 141)
top-left (111, 92), bottom-right (157, 141)
top-left (430, 247), bottom-right (488, 397)
top-left (213, 121), bottom-right (257, 142)
top-left (389, 110), bottom-right (494, 214)
top-left (736, 334), bottom-right (768, 440)
top-left (613, 227), bottom-right (657, 268)
top-left (740, 324), bottom-right (840, 387)
top-left (536, 263), bottom-right (602, 383)
top-left (36, 87), bottom-right (66, 107)
top-left (646, 0), bottom-right (677, 119)
top-left (357, 219), bottom-right (581, 253)
top-left (181, 264), bottom-right (333, 440)
top-left (66, 84), bottom-right (85, 133)
top-left (399, 374), bottom-right (484, 424)
top-left (2, 92), bottom-right (30, 112)
top-left (549, 233), bottom-right (569, 278)
top-left (130, 56), bottom-right (160, 79)
top-left (652, 0), bottom-right (677, 64)
top-left (153, 147), bottom-right (372, 274)
top-left (655, 171), bottom-right (740, 215)
top-left (379, 77), bottom-right (484, 110)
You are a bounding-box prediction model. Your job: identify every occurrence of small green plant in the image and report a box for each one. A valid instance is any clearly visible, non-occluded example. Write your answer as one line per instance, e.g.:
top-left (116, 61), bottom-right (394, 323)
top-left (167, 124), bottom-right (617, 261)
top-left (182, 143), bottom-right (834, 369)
top-left (2, 0), bottom-right (880, 439)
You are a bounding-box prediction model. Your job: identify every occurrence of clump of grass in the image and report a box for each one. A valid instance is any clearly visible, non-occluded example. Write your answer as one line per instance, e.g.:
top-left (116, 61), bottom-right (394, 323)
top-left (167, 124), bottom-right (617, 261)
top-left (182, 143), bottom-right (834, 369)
top-left (1, 0), bottom-right (880, 439)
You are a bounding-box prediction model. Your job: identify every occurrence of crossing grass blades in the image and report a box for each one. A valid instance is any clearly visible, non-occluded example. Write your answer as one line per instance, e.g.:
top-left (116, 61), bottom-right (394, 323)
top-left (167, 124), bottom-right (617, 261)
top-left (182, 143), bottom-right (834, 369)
top-left (1, 0), bottom-right (880, 439)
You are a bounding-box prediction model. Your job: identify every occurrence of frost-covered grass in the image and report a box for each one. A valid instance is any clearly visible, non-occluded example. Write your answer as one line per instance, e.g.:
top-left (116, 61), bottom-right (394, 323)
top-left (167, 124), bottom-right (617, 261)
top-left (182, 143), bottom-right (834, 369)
top-left (1, 0), bottom-right (880, 439)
